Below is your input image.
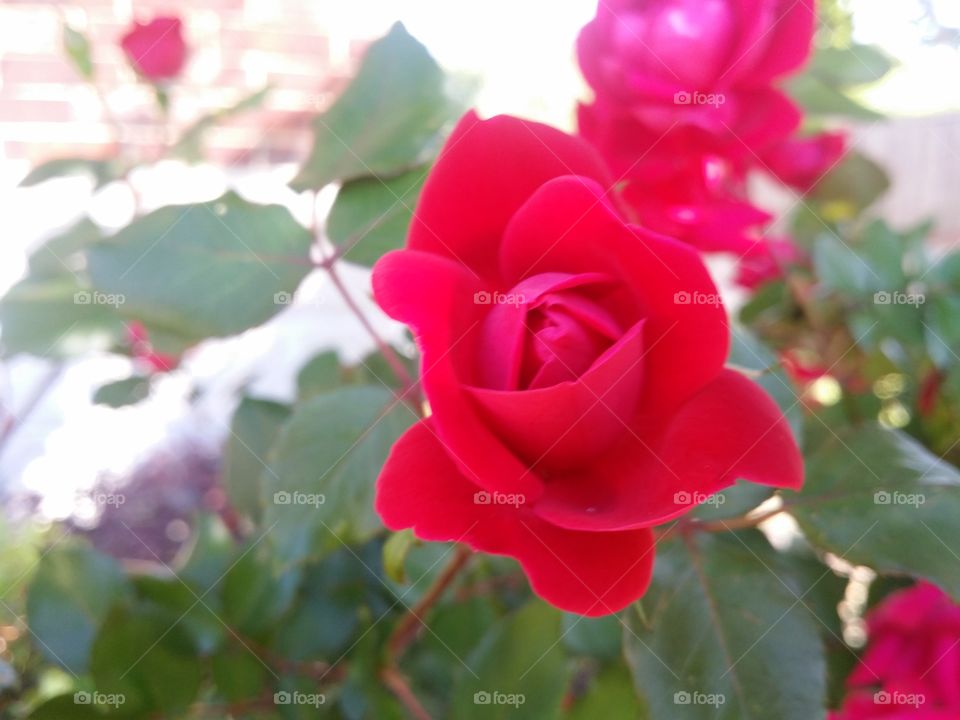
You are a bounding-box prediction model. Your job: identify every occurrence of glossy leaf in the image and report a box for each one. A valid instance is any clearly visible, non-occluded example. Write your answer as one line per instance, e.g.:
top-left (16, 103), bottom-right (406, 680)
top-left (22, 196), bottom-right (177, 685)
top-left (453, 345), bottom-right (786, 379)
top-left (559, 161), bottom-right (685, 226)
top-left (624, 531), bottom-right (826, 720)
top-left (451, 602), bottom-right (570, 720)
top-left (327, 168), bottom-right (427, 266)
top-left (262, 386), bottom-right (413, 566)
top-left (291, 23), bottom-right (463, 190)
top-left (790, 424), bottom-right (960, 598)
top-left (26, 542), bottom-right (129, 675)
top-left (86, 192), bottom-right (312, 353)
top-left (222, 397), bottom-right (291, 522)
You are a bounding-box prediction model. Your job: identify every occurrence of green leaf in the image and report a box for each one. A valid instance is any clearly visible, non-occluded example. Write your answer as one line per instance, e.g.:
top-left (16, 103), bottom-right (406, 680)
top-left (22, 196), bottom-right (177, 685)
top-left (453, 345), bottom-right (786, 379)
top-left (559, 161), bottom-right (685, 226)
top-left (28, 694), bottom-right (110, 719)
top-left (26, 542), bottom-right (129, 674)
top-left (291, 23), bottom-right (463, 190)
top-left (566, 664), bottom-right (648, 720)
top-left (263, 386), bottom-right (413, 566)
top-left (176, 514), bottom-right (236, 594)
top-left (560, 614), bottom-right (622, 662)
top-left (813, 234), bottom-right (878, 295)
top-left (222, 397), bottom-right (290, 522)
top-left (924, 295), bottom-right (960, 368)
top-left (86, 192), bottom-right (312, 353)
top-left (132, 575), bottom-right (224, 656)
top-left (0, 220), bottom-right (126, 358)
top-left (63, 23), bottom-right (94, 80)
top-left (220, 546), bottom-right (299, 637)
top-left (790, 424), bottom-right (960, 597)
top-left (20, 158), bottom-right (115, 189)
top-left (0, 273), bottom-right (125, 358)
top-left (327, 168), bottom-right (427, 266)
top-left (27, 218), bottom-right (103, 279)
top-left (296, 351), bottom-right (344, 399)
top-left (172, 86), bottom-right (272, 162)
top-left (624, 531), bottom-right (826, 720)
top-left (810, 152), bottom-right (890, 213)
top-left (451, 602), bottom-right (570, 720)
top-left (91, 604), bottom-right (202, 715)
top-left (810, 44), bottom-right (894, 88)
top-left (787, 74), bottom-right (883, 119)
top-left (93, 376), bottom-right (151, 407)
top-left (212, 649), bottom-right (267, 702)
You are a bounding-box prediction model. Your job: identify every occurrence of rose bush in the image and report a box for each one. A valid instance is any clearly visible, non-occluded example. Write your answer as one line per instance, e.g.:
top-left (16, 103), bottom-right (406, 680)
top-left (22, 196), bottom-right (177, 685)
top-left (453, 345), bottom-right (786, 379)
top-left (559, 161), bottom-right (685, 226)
top-left (373, 111), bottom-right (803, 616)
top-left (120, 16), bottom-right (188, 82)
top-left (832, 582), bottom-right (960, 719)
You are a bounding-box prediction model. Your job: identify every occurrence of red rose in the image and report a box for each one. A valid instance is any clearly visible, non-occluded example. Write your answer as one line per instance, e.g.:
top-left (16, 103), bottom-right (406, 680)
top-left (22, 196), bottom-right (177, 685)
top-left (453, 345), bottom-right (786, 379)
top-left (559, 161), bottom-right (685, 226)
top-left (120, 16), bottom-right (187, 82)
top-left (577, 0), bottom-right (814, 143)
top-left (832, 582), bottom-right (960, 718)
top-left (762, 131), bottom-right (848, 191)
top-left (734, 237), bottom-right (805, 290)
top-left (373, 112), bottom-right (802, 616)
top-left (575, 0), bottom-right (846, 255)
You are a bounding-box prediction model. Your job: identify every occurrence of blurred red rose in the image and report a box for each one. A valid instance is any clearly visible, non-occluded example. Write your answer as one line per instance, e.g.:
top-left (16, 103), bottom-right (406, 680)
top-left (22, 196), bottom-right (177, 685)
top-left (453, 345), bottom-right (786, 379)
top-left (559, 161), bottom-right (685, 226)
top-left (372, 112), bottom-right (803, 616)
top-left (832, 582), bottom-right (960, 718)
top-left (120, 16), bottom-right (187, 82)
top-left (763, 131), bottom-right (848, 191)
top-left (577, 0), bottom-right (814, 146)
top-left (735, 237), bottom-right (805, 290)
top-left (576, 0), bottom-right (847, 255)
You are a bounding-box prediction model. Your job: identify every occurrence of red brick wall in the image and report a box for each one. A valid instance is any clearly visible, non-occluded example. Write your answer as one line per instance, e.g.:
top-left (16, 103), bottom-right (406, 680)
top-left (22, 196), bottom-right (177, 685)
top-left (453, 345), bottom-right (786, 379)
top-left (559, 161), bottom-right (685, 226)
top-left (0, 1), bottom-right (370, 167)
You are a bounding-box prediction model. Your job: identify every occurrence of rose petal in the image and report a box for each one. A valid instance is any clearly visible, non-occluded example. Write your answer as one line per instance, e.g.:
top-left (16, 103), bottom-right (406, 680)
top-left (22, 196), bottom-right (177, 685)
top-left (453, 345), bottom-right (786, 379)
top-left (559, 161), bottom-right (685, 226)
top-left (532, 368), bottom-right (803, 530)
top-left (373, 249), bottom-right (545, 500)
top-left (409, 112), bottom-right (612, 279)
top-left (499, 175), bottom-right (728, 414)
top-left (376, 419), bottom-right (656, 616)
top-left (467, 320), bottom-right (645, 471)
